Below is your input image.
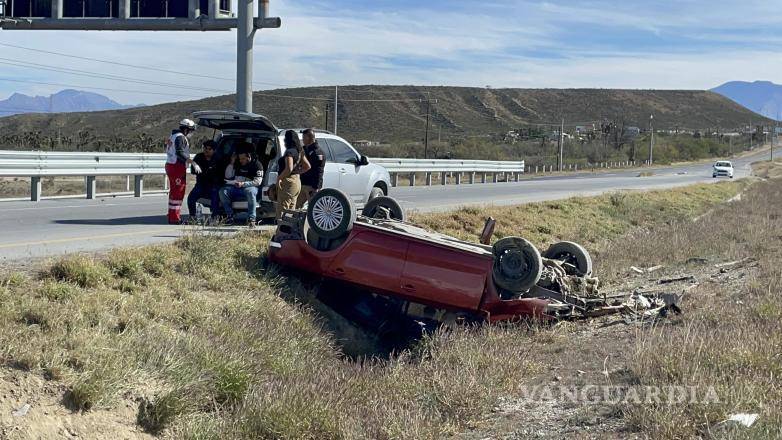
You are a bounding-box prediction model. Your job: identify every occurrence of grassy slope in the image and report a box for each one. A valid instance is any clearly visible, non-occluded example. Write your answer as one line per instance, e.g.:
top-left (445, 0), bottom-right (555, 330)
top-left (0, 86), bottom-right (772, 151)
top-left (3, 174), bottom-right (779, 439)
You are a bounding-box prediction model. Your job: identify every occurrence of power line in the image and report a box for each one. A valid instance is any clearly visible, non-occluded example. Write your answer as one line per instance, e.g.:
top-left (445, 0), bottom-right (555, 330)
top-left (0, 41), bottom-right (316, 89)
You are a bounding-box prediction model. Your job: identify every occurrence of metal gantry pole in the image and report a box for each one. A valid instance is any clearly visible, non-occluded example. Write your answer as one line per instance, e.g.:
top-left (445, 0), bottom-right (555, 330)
top-left (424, 95), bottom-right (431, 159)
top-left (236, 0), bottom-right (256, 113)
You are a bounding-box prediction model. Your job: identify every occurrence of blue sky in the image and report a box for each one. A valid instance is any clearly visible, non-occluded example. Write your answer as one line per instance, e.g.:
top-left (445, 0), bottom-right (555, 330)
top-left (1, 0), bottom-right (780, 104)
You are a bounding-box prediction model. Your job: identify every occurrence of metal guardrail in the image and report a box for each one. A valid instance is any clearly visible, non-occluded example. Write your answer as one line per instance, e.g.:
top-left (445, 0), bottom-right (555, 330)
top-left (0, 150), bottom-right (525, 201)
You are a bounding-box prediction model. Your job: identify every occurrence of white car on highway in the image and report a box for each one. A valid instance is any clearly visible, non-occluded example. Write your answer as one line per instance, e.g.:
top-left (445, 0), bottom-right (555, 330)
top-left (193, 111), bottom-right (391, 218)
top-left (712, 160), bottom-right (734, 179)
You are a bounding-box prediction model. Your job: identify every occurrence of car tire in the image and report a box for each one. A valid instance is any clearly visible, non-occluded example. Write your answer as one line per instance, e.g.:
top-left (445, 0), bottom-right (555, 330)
top-left (362, 196), bottom-right (406, 221)
top-left (492, 237), bottom-right (543, 293)
top-left (369, 186), bottom-right (384, 201)
top-left (307, 188), bottom-right (356, 239)
top-left (713, 174), bottom-right (717, 178)
top-left (543, 241), bottom-right (593, 277)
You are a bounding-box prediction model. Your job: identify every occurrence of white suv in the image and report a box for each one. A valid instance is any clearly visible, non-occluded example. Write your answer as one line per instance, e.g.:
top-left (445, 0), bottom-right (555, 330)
top-left (712, 161), bottom-right (734, 178)
top-left (193, 111), bottom-right (391, 218)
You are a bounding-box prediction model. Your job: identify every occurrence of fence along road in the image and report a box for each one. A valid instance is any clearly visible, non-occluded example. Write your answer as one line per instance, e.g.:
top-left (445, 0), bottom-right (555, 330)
top-left (0, 149), bottom-right (767, 261)
top-left (0, 150), bottom-right (524, 201)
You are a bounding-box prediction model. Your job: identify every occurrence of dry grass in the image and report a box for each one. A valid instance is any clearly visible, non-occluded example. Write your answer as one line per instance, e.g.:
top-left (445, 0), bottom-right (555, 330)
top-left (0, 168), bottom-right (776, 438)
top-left (409, 181), bottom-right (746, 254)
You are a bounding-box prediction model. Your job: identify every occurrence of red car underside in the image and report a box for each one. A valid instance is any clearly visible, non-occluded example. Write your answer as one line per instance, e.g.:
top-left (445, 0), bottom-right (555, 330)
top-left (269, 218), bottom-right (553, 323)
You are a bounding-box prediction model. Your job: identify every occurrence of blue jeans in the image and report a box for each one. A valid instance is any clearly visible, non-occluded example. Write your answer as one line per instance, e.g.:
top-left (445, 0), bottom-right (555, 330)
top-left (219, 185), bottom-right (259, 220)
top-left (187, 182), bottom-right (220, 217)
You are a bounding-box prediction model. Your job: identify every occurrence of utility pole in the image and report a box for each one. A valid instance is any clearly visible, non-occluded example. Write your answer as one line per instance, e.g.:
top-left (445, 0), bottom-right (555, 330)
top-left (324, 103), bottom-right (329, 132)
top-left (424, 94), bottom-right (431, 159)
top-left (649, 114), bottom-right (654, 165)
top-left (333, 86), bottom-right (338, 135)
top-left (557, 119), bottom-right (564, 171)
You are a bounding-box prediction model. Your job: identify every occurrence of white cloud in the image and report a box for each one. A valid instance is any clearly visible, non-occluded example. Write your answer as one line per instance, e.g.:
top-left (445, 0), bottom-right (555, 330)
top-left (0, 0), bottom-right (780, 105)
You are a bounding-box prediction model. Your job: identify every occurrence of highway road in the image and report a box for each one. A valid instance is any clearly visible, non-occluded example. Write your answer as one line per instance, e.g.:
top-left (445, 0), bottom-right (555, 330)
top-left (0, 151), bottom-right (765, 262)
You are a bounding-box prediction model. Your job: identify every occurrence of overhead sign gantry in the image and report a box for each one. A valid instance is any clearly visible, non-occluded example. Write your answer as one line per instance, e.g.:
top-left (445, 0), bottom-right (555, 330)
top-left (0, 0), bottom-right (281, 112)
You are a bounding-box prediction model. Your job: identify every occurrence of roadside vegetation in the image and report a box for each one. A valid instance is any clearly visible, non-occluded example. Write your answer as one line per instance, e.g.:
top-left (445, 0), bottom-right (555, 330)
top-left (1, 164), bottom-right (780, 438)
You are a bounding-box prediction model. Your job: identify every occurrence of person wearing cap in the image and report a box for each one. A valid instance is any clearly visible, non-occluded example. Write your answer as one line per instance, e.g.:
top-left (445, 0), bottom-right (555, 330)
top-left (165, 118), bottom-right (198, 224)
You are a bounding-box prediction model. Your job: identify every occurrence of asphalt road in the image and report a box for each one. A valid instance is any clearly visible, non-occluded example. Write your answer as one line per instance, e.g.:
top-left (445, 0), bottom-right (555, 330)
top-left (0, 152), bottom-right (764, 262)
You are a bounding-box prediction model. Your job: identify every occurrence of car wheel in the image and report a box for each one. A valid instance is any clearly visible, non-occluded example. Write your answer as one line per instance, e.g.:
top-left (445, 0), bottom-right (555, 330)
top-left (492, 237), bottom-right (543, 293)
top-left (307, 188), bottom-right (356, 239)
top-left (543, 241), bottom-right (593, 277)
top-left (362, 196), bottom-right (406, 221)
top-left (369, 186), bottom-right (384, 201)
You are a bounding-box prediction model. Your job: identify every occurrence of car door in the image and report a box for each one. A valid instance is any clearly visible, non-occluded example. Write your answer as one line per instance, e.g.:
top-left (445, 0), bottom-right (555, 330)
top-left (318, 140), bottom-right (341, 191)
top-left (322, 138), bottom-right (367, 203)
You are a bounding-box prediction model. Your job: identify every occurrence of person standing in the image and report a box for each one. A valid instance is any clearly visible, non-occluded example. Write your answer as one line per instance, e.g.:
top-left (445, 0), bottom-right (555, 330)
top-left (165, 118), bottom-right (198, 224)
top-left (219, 147), bottom-right (264, 227)
top-left (276, 130), bottom-right (311, 220)
top-left (296, 128), bottom-right (326, 208)
top-left (187, 140), bottom-right (222, 221)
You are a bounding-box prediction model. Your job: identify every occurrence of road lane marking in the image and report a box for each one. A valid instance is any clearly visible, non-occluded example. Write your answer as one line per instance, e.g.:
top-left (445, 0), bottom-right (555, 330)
top-left (0, 227), bottom-right (176, 249)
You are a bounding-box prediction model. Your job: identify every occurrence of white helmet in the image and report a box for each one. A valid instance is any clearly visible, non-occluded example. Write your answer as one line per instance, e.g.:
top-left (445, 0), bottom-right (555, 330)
top-left (179, 118), bottom-right (196, 130)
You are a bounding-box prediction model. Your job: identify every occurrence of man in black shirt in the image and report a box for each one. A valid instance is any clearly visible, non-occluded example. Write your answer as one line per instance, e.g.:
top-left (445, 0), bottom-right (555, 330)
top-left (296, 128), bottom-right (326, 208)
top-left (187, 140), bottom-right (222, 220)
top-left (219, 146), bottom-right (264, 227)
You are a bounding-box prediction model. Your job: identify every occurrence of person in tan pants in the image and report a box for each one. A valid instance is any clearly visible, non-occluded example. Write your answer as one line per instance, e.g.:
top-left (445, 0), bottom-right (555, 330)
top-left (276, 130), bottom-right (310, 220)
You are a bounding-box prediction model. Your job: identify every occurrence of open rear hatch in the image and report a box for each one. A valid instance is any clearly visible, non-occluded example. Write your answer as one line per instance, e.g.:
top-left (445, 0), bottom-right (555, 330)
top-left (193, 110), bottom-right (277, 133)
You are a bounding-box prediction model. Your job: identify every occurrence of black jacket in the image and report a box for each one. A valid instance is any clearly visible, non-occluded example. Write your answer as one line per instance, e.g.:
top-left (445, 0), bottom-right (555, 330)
top-left (300, 141), bottom-right (326, 188)
top-left (192, 153), bottom-right (222, 186)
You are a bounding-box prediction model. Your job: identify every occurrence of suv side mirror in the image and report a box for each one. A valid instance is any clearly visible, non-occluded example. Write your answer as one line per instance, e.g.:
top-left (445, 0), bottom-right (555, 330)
top-left (359, 155), bottom-right (369, 166)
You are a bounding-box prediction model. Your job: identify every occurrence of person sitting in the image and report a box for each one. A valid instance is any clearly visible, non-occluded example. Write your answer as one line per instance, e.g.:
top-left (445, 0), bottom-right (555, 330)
top-left (187, 140), bottom-right (222, 222)
top-left (219, 145), bottom-right (264, 227)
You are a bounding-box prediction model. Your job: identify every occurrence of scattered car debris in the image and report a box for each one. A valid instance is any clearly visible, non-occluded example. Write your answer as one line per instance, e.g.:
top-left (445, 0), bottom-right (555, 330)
top-left (12, 403), bottom-right (30, 417)
top-left (630, 266), bottom-right (645, 274)
top-left (723, 413), bottom-right (759, 428)
top-left (658, 275), bottom-right (697, 285)
top-left (646, 265), bottom-right (664, 273)
top-left (714, 257), bottom-right (752, 268)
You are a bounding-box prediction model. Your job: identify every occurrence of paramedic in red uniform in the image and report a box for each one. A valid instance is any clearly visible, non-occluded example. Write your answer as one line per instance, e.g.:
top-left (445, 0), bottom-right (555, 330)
top-left (165, 118), bottom-right (199, 224)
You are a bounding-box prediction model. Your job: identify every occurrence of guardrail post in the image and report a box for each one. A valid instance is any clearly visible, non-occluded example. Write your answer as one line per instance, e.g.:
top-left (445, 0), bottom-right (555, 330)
top-left (426, 172), bottom-right (432, 186)
top-left (481, 173), bottom-right (486, 183)
top-left (469, 172), bottom-right (475, 184)
top-left (31, 177), bottom-right (42, 202)
top-left (391, 173), bottom-right (399, 187)
top-left (134, 175), bottom-right (144, 197)
top-left (574, 164), bottom-right (578, 172)
top-left (493, 173), bottom-right (499, 183)
top-left (86, 176), bottom-right (96, 200)
top-left (409, 172), bottom-right (416, 186)
top-left (515, 172), bottom-right (520, 181)
top-left (126, 175), bottom-right (131, 192)
top-left (455, 173), bottom-right (461, 185)
top-left (441, 172), bottom-right (447, 185)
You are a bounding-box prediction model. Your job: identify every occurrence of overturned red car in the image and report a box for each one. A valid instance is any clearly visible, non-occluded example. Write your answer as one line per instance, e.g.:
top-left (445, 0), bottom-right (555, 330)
top-left (269, 189), bottom-right (598, 324)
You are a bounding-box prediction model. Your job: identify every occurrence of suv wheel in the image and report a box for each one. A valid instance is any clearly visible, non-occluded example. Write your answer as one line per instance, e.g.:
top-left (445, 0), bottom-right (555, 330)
top-left (307, 188), bottom-right (356, 239)
top-left (369, 186), bottom-right (384, 201)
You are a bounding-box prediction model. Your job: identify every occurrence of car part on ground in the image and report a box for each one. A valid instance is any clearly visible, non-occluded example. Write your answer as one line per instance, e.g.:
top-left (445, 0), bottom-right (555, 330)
top-left (270, 192), bottom-right (678, 325)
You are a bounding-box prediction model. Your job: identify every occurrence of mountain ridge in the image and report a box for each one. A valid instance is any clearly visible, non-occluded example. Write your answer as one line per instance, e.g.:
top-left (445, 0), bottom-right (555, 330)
top-left (0, 89), bottom-right (138, 116)
top-left (711, 80), bottom-right (782, 121)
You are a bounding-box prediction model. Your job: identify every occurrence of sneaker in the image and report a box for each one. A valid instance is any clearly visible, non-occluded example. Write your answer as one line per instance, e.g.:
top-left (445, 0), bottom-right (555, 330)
top-left (224, 216), bottom-right (235, 226)
top-left (247, 219), bottom-right (257, 229)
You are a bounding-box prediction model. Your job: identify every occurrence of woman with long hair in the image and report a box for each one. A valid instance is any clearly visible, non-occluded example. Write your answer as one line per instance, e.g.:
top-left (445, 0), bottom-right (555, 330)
top-left (275, 129), bottom-right (311, 220)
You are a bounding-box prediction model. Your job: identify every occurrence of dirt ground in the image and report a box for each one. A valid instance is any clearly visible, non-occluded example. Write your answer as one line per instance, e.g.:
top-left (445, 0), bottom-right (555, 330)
top-left (455, 259), bottom-right (757, 439)
top-left (0, 368), bottom-right (152, 440)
